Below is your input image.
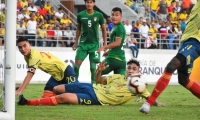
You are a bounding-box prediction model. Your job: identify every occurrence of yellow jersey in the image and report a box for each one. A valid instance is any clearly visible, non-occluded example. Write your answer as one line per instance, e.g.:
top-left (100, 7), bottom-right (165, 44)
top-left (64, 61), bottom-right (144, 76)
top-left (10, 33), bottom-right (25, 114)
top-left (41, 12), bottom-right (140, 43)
top-left (150, 0), bottom-right (160, 10)
top-left (181, 1), bottom-right (200, 42)
top-left (93, 74), bottom-right (150, 105)
top-left (126, 0), bottom-right (134, 7)
top-left (179, 13), bottom-right (188, 20)
top-left (60, 18), bottom-right (72, 26)
top-left (24, 49), bottom-right (68, 81)
top-left (44, 5), bottom-right (52, 11)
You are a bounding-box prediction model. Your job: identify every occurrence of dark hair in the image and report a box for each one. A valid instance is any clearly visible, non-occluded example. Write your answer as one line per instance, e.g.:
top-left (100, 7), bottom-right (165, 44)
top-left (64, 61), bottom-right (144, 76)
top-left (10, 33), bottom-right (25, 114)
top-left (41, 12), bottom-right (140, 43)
top-left (127, 59), bottom-right (140, 67)
top-left (112, 7), bottom-right (122, 14)
top-left (84, 0), bottom-right (95, 2)
top-left (17, 37), bottom-right (28, 44)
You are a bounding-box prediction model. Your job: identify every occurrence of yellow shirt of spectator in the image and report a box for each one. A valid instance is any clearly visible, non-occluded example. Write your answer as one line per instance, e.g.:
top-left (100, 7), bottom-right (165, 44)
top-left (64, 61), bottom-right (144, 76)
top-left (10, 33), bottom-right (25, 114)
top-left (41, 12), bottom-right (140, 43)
top-left (25, 10), bottom-right (30, 15)
top-left (44, 24), bottom-right (50, 29)
top-left (149, 27), bottom-right (158, 39)
top-left (52, 20), bottom-right (59, 24)
top-left (93, 74), bottom-right (150, 105)
top-left (34, 15), bottom-right (44, 21)
top-left (144, 0), bottom-right (150, 7)
top-left (166, 0), bottom-right (172, 6)
top-left (44, 5), bottom-right (52, 11)
top-left (20, 1), bottom-right (28, 8)
top-left (37, 29), bottom-right (47, 39)
top-left (48, 9), bottom-right (55, 15)
top-left (125, 0), bottom-right (134, 7)
top-left (0, 28), bottom-right (5, 36)
top-left (179, 13), bottom-right (188, 20)
top-left (150, 0), bottom-right (160, 11)
top-left (170, 12), bottom-right (177, 21)
top-left (60, 18), bottom-right (72, 26)
top-left (137, 23), bottom-right (142, 29)
top-left (0, 13), bottom-right (5, 23)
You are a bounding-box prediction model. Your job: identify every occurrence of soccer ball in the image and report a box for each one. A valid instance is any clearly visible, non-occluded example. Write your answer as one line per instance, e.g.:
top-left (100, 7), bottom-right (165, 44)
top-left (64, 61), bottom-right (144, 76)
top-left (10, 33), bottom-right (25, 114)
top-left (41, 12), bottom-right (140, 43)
top-left (127, 74), bottom-right (147, 94)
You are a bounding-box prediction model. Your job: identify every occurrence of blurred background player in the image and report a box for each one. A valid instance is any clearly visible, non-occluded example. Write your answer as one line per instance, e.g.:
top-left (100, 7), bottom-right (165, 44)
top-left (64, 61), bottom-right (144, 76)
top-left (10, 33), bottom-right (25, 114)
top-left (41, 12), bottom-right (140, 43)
top-left (140, 2), bottom-right (200, 114)
top-left (15, 37), bottom-right (79, 98)
top-left (18, 59), bottom-right (164, 106)
top-left (72, 0), bottom-right (107, 84)
top-left (98, 7), bottom-right (126, 76)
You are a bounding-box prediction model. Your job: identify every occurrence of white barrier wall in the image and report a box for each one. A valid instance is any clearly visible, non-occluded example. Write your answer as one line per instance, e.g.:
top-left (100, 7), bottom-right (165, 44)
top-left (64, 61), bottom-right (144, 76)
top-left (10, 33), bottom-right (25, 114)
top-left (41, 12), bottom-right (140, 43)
top-left (0, 47), bottom-right (179, 84)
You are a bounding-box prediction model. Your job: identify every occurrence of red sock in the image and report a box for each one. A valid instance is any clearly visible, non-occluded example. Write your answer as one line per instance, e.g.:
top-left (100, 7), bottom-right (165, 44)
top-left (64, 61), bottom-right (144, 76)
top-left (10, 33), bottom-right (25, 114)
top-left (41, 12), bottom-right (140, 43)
top-left (147, 71), bottom-right (172, 106)
top-left (42, 91), bottom-right (56, 98)
top-left (185, 80), bottom-right (200, 99)
top-left (27, 96), bottom-right (58, 106)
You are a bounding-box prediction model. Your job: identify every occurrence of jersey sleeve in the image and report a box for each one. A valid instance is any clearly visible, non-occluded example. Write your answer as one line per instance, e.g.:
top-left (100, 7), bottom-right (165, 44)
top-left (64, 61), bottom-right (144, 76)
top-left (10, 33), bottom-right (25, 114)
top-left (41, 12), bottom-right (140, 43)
top-left (116, 26), bottom-right (125, 39)
top-left (106, 75), bottom-right (114, 84)
top-left (140, 88), bottom-right (151, 98)
top-left (26, 52), bottom-right (40, 69)
top-left (98, 13), bottom-right (104, 26)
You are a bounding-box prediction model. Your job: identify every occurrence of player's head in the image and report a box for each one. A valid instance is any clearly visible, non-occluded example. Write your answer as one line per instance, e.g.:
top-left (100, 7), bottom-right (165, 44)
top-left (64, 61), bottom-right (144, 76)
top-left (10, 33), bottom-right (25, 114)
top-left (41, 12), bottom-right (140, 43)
top-left (84, 0), bottom-right (95, 10)
top-left (126, 59), bottom-right (140, 77)
top-left (111, 7), bottom-right (122, 25)
top-left (17, 37), bottom-right (31, 57)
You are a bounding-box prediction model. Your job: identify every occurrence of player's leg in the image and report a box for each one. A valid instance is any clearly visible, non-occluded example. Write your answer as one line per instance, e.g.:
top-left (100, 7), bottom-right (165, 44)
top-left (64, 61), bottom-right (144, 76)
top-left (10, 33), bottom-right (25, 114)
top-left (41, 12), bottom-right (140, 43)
top-left (61, 65), bottom-right (79, 84)
top-left (18, 83), bottom-right (100, 105)
top-left (178, 70), bottom-right (200, 99)
top-left (18, 93), bottom-right (78, 106)
top-left (42, 76), bottom-right (59, 98)
top-left (53, 82), bottom-right (93, 95)
top-left (113, 60), bottom-right (126, 75)
top-left (140, 55), bottom-right (181, 114)
top-left (75, 45), bottom-right (88, 79)
top-left (140, 39), bottom-right (200, 113)
top-left (101, 58), bottom-right (115, 75)
top-left (88, 44), bottom-right (100, 84)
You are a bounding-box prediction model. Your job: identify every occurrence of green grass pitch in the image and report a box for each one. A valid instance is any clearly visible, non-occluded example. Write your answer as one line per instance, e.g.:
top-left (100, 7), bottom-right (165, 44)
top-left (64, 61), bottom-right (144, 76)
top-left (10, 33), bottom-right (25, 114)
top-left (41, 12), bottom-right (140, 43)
top-left (1, 84), bottom-right (200, 120)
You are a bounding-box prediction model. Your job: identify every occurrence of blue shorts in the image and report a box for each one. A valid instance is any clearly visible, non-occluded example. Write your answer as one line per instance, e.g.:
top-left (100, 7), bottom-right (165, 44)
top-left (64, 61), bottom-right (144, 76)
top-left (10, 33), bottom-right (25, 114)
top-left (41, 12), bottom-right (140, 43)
top-left (65, 83), bottom-right (101, 105)
top-left (178, 38), bottom-right (200, 75)
top-left (44, 65), bottom-right (79, 91)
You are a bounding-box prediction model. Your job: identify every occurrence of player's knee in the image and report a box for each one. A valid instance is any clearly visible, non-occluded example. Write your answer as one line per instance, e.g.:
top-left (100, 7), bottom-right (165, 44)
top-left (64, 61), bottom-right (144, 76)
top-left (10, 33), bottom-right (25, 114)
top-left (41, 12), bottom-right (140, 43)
top-left (53, 85), bottom-right (66, 94)
top-left (165, 55), bottom-right (184, 73)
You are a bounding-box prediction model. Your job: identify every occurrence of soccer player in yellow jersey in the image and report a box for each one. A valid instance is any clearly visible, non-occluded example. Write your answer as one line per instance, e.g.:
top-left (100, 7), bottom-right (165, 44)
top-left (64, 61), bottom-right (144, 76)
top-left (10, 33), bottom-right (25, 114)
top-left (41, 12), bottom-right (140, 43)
top-left (140, 1), bottom-right (200, 114)
top-left (18, 59), bottom-right (164, 106)
top-left (15, 37), bottom-right (79, 98)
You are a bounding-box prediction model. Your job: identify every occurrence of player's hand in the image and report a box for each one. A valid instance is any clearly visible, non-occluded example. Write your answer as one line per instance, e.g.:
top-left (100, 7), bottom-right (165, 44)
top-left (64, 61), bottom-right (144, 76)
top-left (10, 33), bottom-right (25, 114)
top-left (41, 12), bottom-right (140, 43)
top-left (97, 47), bottom-right (107, 53)
top-left (72, 43), bottom-right (78, 51)
top-left (15, 89), bottom-right (22, 96)
top-left (97, 61), bottom-right (109, 72)
top-left (102, 51), bottom-right (108, 57)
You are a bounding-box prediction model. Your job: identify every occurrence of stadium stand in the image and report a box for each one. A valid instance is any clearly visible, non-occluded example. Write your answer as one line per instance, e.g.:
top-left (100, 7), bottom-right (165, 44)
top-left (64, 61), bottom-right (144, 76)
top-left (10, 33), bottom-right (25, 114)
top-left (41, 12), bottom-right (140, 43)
top-left (0, 0), bottom-right (194, 49)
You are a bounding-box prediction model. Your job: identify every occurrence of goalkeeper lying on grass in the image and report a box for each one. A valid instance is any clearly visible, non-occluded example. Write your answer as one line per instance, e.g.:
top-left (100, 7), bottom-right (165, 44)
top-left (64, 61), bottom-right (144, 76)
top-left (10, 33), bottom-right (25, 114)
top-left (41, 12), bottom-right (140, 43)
top-left (18, 59), bottom-right (164, 106)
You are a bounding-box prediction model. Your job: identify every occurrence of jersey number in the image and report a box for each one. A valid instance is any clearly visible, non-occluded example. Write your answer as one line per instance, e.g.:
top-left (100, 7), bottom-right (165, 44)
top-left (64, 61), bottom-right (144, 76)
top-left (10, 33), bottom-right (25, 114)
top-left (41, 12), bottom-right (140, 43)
top-left (88, 20), bottom-right (92, 27)
top-left (40, 52), bottom-right (51, 59)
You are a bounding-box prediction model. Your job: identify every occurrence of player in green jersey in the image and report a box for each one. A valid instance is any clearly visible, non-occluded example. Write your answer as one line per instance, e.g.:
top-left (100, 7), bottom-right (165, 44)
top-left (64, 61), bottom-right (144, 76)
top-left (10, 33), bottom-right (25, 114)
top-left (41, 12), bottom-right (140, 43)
top-left (18, 59), bottom-right (165, 106)
top-left (72, 0), bottom-right (107, 84)
top-left (98, 7), bottom-right (126, 76)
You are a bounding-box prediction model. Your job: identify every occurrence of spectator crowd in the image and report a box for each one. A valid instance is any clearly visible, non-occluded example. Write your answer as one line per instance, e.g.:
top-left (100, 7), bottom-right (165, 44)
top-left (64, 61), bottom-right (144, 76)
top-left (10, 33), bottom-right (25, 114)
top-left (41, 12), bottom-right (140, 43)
top-left (0, 0), bottom-right (195, 49)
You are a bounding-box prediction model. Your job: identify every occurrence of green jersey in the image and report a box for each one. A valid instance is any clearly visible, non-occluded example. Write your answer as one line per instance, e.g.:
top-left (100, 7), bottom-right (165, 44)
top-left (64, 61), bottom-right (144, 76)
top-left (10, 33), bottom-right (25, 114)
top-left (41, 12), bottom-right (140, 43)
top-left (77, 10), bottom-right (104, 44)
top-left (107, 22), bottom-right (126, 61)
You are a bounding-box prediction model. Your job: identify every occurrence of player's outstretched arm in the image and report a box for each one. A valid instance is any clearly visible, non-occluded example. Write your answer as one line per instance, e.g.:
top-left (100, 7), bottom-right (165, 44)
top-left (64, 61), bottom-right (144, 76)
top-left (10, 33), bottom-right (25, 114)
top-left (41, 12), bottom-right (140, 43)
top-left (97, 38), bottom-right (122, 53)
top-left (95, 62), bottom-right (109, 85)
top-left (16, 70), bottom-right (35, 96)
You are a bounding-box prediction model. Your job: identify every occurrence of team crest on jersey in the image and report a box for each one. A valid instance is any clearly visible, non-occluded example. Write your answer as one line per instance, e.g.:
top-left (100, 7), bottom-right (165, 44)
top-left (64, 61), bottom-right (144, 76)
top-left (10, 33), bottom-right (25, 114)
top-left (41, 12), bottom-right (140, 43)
top-left (94, 17), bottom-right (97, 21)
